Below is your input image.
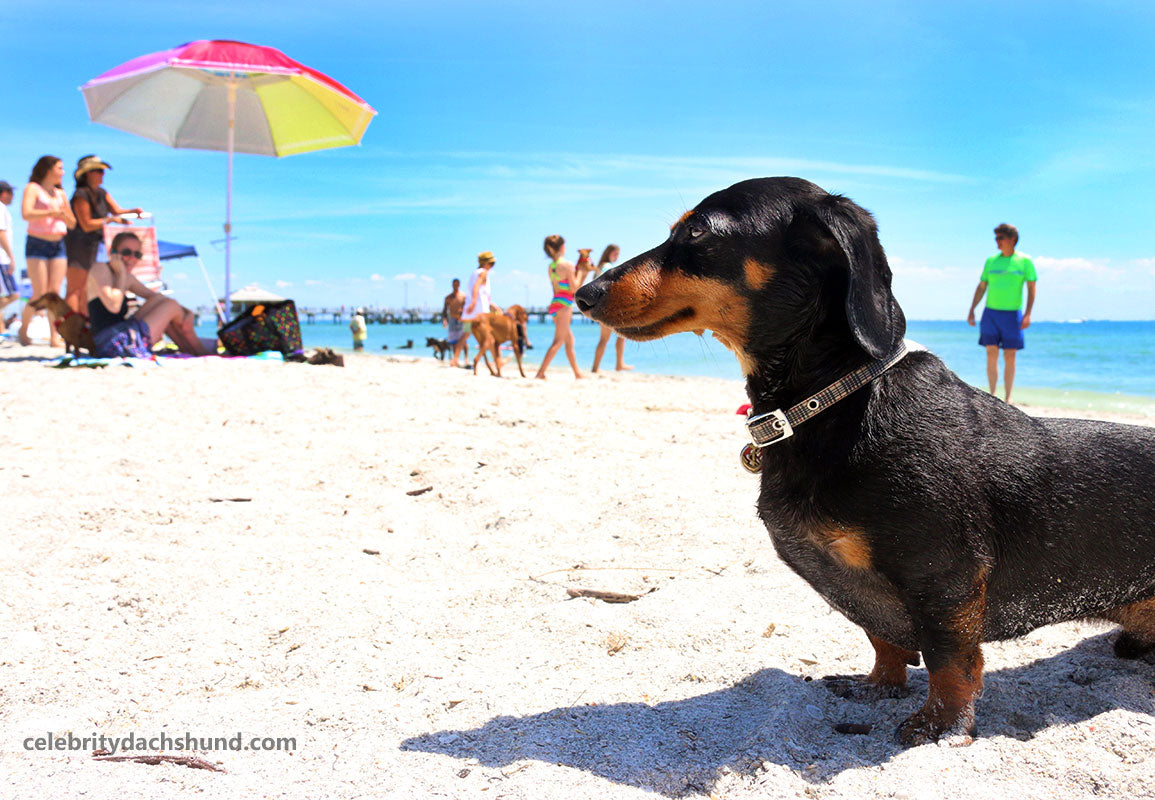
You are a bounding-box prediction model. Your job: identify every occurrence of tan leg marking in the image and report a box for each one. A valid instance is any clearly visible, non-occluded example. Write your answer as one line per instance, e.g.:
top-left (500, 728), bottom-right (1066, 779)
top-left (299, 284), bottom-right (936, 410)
top-left (900, 647), bottom-right (984, 745)
top-left (866, 634), bottom-right (918, 687)
top-left (1101, 597), bottom-right (1155, 636)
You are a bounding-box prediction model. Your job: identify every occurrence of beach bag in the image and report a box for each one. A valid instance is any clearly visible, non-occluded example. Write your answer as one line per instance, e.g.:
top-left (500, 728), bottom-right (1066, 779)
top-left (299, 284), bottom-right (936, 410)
top-left (217, 300), bottom-right (303, 356)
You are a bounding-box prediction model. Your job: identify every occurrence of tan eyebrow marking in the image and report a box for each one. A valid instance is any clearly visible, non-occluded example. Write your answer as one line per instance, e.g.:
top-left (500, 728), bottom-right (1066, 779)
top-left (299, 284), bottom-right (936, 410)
top-left (743, 258), bottom-right (776, 290)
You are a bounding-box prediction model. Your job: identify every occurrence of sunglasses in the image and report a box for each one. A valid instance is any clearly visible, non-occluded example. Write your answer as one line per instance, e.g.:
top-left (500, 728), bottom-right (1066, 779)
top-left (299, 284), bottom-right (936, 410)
top-left (116, 248), bottom-right (143, 259)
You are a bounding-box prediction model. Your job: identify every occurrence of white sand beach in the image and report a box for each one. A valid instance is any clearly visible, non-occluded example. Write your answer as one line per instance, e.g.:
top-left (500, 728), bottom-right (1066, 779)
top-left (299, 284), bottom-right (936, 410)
top-left (1, 344), bottom-right (1152, 799)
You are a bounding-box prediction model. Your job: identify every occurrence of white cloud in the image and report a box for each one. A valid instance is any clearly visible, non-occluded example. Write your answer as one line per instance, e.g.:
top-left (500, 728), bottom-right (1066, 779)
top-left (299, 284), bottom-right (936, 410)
top-left (419, 275), bottom-right (435, 284)
top-left (370, 274), bottom-right (385, 282)
top-left (275, 280), bottom-right (293, 288)
top-left (1033, 256), bottom-right (1122, 279)
top-left (395, 272), bottom-right (417, 281)
top-left (887, 257), bottom-right (965, 279)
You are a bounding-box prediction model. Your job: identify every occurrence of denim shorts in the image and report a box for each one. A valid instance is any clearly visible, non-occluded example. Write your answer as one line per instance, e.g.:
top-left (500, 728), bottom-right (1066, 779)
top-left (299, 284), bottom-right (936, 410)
top-left (446, 317), bottom-right (464, 343)
top-left (979, 308), bottom-right (1024, 350)
top-left (0, 265), bottom-right (16, 295)
top-left (26, 236), bottom-right (66, 260)
top-left (93, 318), bottom-right (153, 358)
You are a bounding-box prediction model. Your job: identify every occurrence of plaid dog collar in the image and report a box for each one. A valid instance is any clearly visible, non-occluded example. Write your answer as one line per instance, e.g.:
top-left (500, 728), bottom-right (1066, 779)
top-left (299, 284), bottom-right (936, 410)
top-left (740, 342), bottom-right (910, 472)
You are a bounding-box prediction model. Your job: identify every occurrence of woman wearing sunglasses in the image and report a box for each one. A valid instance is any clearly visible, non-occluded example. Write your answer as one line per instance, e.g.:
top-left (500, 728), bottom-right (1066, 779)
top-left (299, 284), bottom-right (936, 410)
top-left (86, 231), bottom-right (214, 357)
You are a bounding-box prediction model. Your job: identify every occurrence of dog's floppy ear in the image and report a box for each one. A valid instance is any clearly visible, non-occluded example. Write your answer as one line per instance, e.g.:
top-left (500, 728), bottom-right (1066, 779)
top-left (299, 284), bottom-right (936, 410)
top-left (790, 197), bottom-right (906, 359)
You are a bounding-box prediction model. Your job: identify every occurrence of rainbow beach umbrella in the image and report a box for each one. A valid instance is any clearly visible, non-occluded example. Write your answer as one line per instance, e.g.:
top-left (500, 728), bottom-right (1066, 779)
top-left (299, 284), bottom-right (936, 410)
top-left (81, 40), bottom-right (377, 318)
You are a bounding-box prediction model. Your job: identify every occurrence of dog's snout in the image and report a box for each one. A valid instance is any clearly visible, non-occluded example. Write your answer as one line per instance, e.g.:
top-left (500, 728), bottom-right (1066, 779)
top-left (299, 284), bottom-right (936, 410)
top-left (574, 280), bottom-right (604, 314)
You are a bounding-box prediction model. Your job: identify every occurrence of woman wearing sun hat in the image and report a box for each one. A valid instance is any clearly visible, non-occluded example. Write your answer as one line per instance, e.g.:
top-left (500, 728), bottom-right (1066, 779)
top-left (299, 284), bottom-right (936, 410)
top-left (63, 155), bottom-right (143, 315)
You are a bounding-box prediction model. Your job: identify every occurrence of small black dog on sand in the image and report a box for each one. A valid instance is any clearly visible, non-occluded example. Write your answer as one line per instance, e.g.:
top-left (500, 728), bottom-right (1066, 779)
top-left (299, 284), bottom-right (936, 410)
top-left (425, 337), bottom-right (451, 360)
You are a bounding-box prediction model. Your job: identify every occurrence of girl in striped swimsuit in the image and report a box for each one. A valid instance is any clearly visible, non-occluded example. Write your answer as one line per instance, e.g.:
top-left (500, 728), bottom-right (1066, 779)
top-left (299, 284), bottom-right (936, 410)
top-left (534, 234), bottom-right (584, 380)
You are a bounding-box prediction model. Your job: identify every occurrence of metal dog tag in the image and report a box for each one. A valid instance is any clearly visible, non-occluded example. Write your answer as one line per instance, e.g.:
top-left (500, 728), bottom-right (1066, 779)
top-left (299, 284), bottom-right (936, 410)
top-left (740, 442), bottom-right (762, 473)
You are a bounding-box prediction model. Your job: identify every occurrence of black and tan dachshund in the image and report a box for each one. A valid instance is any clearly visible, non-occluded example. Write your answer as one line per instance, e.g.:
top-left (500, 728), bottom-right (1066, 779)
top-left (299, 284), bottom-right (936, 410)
top-left (575, 177), bottom-right (1155, 746)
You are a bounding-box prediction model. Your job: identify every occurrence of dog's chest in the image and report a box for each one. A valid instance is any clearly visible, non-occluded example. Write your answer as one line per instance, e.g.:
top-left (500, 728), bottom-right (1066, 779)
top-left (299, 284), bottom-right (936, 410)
top-left (759, 510), bottom-right (917, 649)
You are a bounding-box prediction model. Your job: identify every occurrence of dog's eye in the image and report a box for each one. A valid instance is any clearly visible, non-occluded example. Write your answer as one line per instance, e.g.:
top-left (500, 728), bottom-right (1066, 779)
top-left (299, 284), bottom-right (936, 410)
top-left (687, 225), bottom-right (706, 239)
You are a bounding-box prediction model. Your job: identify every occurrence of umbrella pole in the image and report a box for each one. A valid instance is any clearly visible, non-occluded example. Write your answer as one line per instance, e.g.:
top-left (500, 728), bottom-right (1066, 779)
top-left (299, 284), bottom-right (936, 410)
top-left (224, 76), bottom-right (236, 322)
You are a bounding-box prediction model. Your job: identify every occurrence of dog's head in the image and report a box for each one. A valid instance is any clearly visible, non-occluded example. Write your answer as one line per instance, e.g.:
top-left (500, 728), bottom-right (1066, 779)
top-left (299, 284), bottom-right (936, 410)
top-left (574, 177), bottom-right (905, 373)
top-left (28, 292), bottom-right (66, 312)
top-left (425, 337), bottom-right (442, 348)
top-left (505, 304), bottom-right (529, 325)
top-left (505, 304), bottom-right (529, 354)
top-left (576, 248), bottom-right (592, 263)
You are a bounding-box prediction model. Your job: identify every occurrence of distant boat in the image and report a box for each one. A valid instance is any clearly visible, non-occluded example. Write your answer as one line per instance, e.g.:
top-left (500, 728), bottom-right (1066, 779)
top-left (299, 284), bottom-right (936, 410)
top-left (1065, 318), bottom-right (1086, 324)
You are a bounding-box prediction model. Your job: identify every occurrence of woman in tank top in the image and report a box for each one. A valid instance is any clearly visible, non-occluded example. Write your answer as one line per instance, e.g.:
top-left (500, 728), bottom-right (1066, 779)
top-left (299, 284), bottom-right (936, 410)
top-left (17, 156), bottom-right (75, 346)
top-left (86, 231), bottom-right (215, 357)
top-left (534, 234), bottom-right (583, 380)
top-left (462, 251), bottom-right (495, 324)
top-left (583, 244), bottom-right (632, 373)
top-left (64, 155), bottom-right (143, 315)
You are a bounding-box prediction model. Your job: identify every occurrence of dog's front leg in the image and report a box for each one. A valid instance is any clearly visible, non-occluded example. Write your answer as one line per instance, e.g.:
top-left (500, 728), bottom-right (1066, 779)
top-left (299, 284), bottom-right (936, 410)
top-left (898, 581), bottom-right (987, 745)
top-left (825, 632), bottom-right (918, 701)
top-left (898, 644), bottom-right (983, 746)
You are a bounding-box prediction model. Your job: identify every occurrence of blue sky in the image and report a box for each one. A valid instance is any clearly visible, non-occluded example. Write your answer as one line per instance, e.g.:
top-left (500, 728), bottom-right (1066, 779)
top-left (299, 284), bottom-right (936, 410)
top-left (5, 0), bottom-right (1155, 319)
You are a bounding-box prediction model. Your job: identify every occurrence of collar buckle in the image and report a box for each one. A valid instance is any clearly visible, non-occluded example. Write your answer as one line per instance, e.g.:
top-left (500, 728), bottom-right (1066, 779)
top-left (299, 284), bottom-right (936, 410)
top-left (746, 408), bottom-right (794, 448)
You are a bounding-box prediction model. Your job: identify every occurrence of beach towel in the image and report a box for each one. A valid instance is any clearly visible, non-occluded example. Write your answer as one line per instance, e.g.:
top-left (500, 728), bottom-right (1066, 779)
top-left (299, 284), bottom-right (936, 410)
top-left (48, 351), bottom-right (285, 369)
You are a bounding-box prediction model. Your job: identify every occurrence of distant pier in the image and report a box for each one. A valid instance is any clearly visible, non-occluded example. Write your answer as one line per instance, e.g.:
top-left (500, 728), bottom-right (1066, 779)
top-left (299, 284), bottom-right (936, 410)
top-left (293, 307), bottom-right (593, 324)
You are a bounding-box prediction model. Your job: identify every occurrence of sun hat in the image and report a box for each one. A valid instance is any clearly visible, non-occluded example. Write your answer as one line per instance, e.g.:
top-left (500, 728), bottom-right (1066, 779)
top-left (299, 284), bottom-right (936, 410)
top-left (478, 251), bottom-right (495, 264)
top-left (74, 155), bottom-right (113, 181)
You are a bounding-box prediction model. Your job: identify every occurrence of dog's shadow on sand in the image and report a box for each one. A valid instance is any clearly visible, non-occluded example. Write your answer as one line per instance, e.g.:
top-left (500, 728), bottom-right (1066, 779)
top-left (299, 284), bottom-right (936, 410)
top-left (402, 633), bottom-right (1154, 796)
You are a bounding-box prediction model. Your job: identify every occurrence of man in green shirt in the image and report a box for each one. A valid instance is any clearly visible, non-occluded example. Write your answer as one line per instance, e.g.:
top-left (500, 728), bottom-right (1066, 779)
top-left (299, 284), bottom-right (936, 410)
top-left (967, 223), bottom-right (1037, 404)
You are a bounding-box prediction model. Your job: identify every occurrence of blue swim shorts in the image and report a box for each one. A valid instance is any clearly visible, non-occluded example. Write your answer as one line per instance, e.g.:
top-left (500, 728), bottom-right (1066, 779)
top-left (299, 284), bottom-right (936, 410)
top-left (979, 308), bottom-right (1024, 350)
top-left (25, 235), bottom-right (66, 260)
top-left (93, 318), bottom-right (152, 358)
top-left (0, 265), bottom-right (16, 295)
top-left (446, 317), bottom-right (464, 344)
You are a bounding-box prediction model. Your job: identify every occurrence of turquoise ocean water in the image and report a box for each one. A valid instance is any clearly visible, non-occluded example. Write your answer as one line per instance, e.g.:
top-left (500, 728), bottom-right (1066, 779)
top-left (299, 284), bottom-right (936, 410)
top-left (197, 317), bottom-right (1155, 417)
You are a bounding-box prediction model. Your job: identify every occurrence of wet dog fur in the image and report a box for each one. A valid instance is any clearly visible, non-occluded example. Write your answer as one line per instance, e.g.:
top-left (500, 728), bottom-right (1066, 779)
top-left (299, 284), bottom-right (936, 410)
top-left (575, 177), bottom-right (1155, 745)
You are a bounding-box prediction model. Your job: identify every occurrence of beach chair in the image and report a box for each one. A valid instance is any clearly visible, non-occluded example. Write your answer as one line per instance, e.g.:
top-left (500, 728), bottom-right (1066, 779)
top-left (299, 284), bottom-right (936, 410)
top-left (97, 216), bottom-right (226, 324)
top-left (101, 216), bottom-right (171, 301)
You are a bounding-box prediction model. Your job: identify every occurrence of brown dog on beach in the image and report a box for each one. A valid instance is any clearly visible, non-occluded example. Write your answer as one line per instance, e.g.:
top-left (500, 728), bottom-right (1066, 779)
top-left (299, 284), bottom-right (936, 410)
top-left (28, 293), bottom-right (95, 355)
top-left (472, 304), bottom-right (528, 377)
top-left (574, 248), bottom-right (595, 286)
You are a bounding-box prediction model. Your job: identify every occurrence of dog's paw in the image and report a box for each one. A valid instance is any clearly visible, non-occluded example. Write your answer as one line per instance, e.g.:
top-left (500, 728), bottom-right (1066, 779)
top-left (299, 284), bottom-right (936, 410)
top-left (821, 674), bottom-right (910, 701)
top-left (1113, 631), bottom-right (1155, 660)
top-left (895, 706), bottom-right (975, 747)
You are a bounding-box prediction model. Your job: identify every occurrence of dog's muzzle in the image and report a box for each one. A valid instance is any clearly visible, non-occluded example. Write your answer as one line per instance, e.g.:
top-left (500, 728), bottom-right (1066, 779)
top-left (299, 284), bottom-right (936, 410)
top-left (574, 280), bottom-right (605, 318)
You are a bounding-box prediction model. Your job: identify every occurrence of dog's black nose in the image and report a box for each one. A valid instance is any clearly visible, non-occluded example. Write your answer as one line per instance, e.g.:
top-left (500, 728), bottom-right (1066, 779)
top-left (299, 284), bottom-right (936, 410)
top-left (574, 280), bottom-right (604, 314)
